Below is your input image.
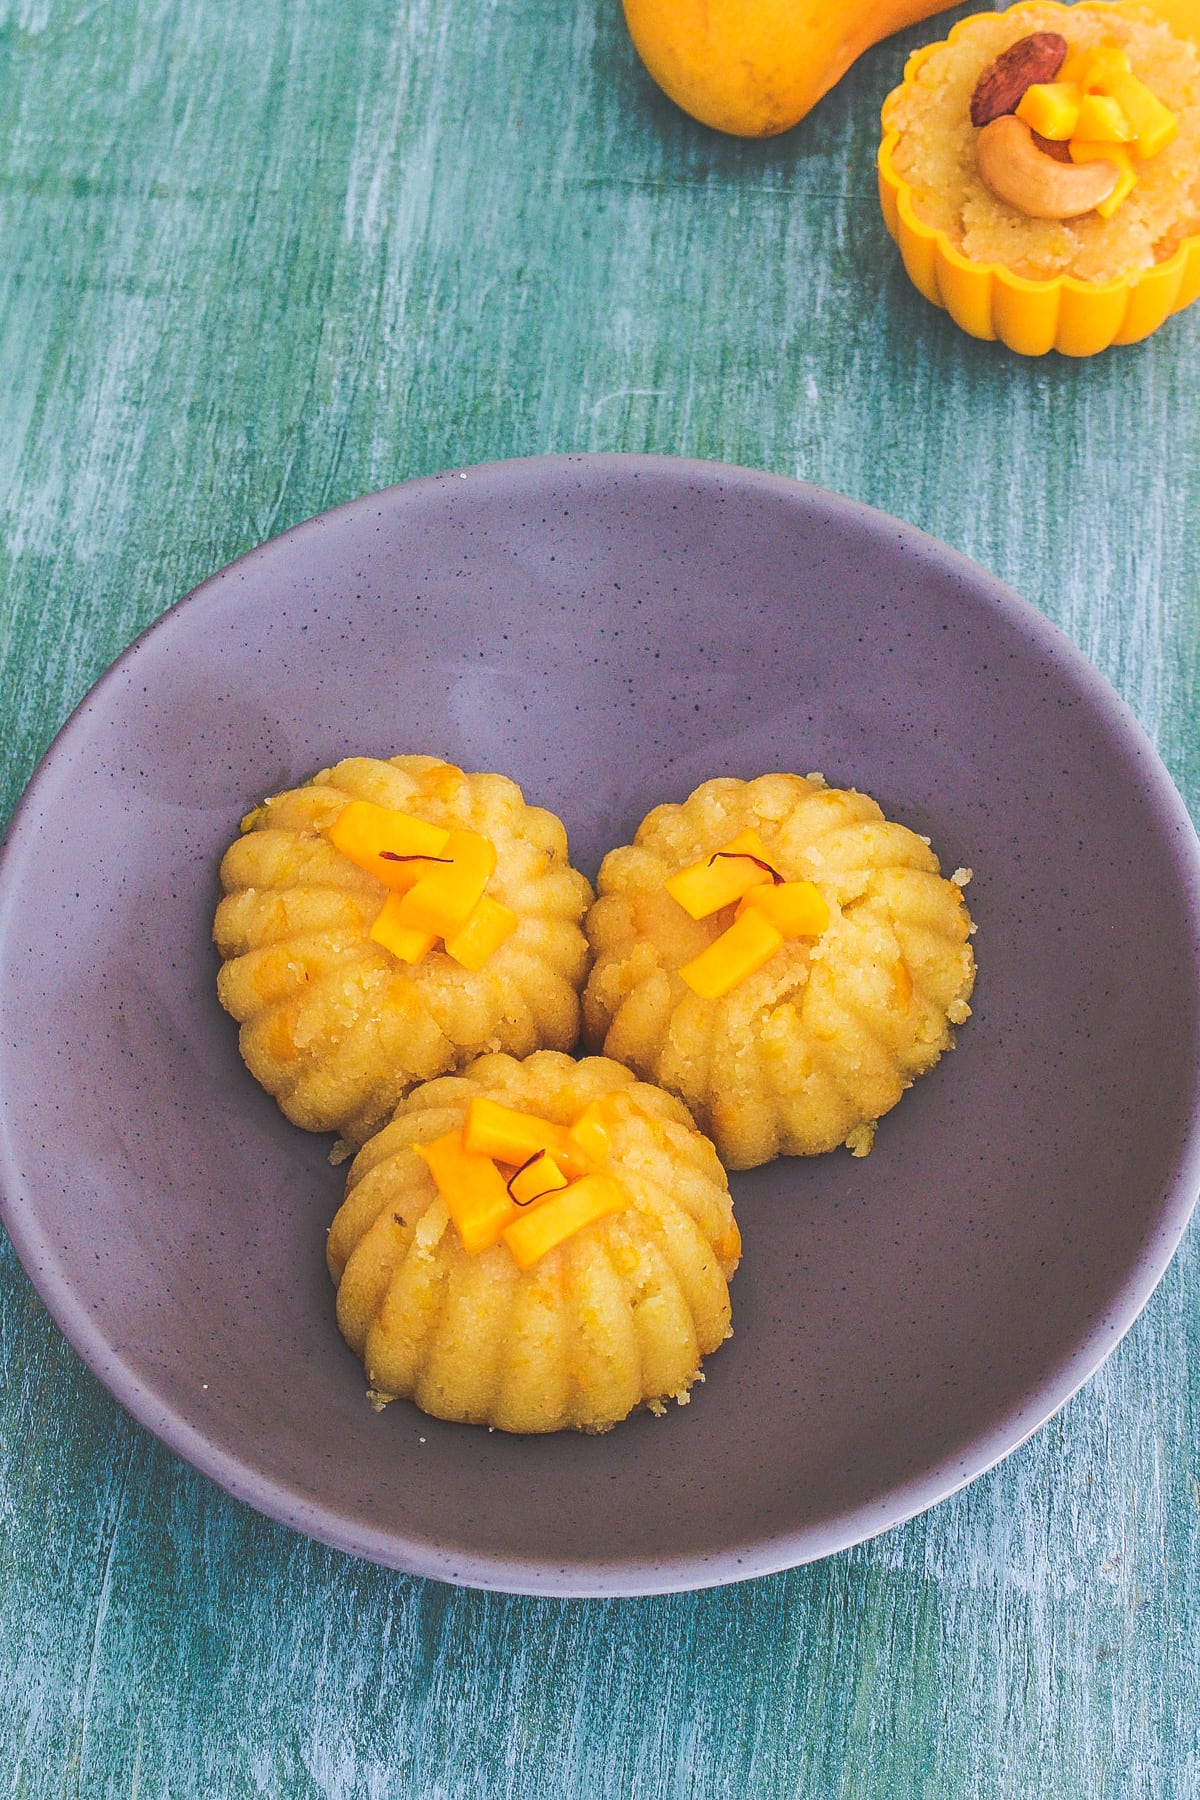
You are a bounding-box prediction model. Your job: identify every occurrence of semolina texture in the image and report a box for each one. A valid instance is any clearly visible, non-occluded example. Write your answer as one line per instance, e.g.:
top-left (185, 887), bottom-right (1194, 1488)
top-left (327, 1051), bottom-right (740, 1433)
top-left (214, 755), bottom-right (593, 1155)
top-left (583, 775), bottom-right (976, 1171)
top-left (887, 3), bottom-right (1200, 282)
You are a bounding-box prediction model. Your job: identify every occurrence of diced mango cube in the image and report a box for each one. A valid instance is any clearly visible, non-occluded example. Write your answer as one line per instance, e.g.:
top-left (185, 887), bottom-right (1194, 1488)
top-left (369, 892), bottom-right (438, 963)
top-left (415, 1130), bottom-right (521, 1254)
top-left (1094, 167), bottom-right (1139, 218)
top-left (443, 894), bottom-right (518, 970)
top-left (679, 906), bottom-right (784, 1000)
top-left (462, 1098), bottom-right (588, 1178)
top-left (566, 1098), bottom-right (616, 1167)
top-left (507, 1150), bottom-right (570, 1207)
top-left (1016, 81), bottom-right (1082, 140)
top-left (1105, 71), bottom-right (1177, 158)
top-left (1090, 48), bottom-right (1133, 88)
top-left (738, 880), bottom-right (829, 938)
top-left (1060, 45), bottom-right (1131, 92)
top-left (501, 1174), bottom-right (628, 1269)
top-left (1074, 92), bottom-right (1133, 142)
top-left (395, 828), bottom-right (497, 937)
top-left (327, 801), bottom-right (452, 890)
top-left (1068, 140), bottom-right (1137, 215)
top-left (665, 828), bottom-right (779, 920)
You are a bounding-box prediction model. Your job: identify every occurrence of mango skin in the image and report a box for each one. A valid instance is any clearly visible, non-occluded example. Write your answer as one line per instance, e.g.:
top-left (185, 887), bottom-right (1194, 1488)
top-left (622, 0), bottom-right (957, 137)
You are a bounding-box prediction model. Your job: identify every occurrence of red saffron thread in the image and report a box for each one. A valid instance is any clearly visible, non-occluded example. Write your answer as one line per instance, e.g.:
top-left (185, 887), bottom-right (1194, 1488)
top-left (506, 1148), bottom-right (556, 1207)
top-left (708, 850), bottom-right (784, 885)
top-left (378, 852), bottom-right (453, 865)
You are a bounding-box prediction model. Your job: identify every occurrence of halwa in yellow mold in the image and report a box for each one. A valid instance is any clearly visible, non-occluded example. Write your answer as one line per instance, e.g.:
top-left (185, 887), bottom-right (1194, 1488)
top-left (878, 1), bottom-right (1200, 353)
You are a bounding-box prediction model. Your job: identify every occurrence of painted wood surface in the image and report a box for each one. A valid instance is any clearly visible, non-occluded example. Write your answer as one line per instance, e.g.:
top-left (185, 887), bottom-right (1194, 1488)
top-left (2, 0), bottom-right (1199, 1792)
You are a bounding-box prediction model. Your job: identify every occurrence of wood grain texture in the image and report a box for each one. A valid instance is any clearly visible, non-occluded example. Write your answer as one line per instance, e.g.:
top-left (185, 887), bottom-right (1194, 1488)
top-left (3, 0), bottom-right (1200, 1793)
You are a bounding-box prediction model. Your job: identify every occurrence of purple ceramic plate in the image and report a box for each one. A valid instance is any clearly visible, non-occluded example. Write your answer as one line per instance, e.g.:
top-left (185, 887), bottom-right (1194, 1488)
top-left (2, 454), bottom-right (1200, 1597)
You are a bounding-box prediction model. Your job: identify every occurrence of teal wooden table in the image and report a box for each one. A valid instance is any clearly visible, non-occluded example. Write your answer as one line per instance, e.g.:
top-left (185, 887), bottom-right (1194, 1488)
top-left (4, 1), bottom-right (1200, 1792)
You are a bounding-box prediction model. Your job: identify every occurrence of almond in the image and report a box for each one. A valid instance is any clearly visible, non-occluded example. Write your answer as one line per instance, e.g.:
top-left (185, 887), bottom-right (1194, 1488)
top-left (1030, 129), bottom-right (1072, 163)
top-left (969, 32), bottom-right (1068, 129)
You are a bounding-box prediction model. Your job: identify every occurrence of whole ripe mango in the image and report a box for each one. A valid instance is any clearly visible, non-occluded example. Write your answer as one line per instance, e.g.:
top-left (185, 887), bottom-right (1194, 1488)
top-left (622, 0), bottom-right (956, 137)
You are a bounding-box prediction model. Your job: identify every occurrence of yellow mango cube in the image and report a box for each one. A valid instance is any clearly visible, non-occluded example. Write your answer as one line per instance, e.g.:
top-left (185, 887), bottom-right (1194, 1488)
top-left (738, 879), bottom-right (829, 938)
top-left (443, 894), bottom-right (518, 970)
top-left (1105, 71), bottom-right (1178, 158)
top-left (1060, 45), bottom-right (1131, 91)
top-left (1015, 81), bottom-right (1082, 140)
top-left (1074, 92), bottom-right (1133, 143)
top-left (369, 892), bottom-right (437, 963)
top-left (665, 828), bottom-right (779, 920)
top-left (566, 1098), bottom-right (616, 1167)
top-left (395, 828), bottom-right (497, 937)
top-left (1068, 140), bottom-right (1137, 216)
top-left (327, 801), bottom-right (451, 890)
top-left (679, 906), bottom-right (784, 1000)
top-left (501, 1174), bottom-right (628, 1270)
top-left (462, 1098), bottom-right (588, 1178)
top-left (416, 1130), bottom-right (521, 1254)
top-left (507, 1150), bottom-right (569, 1207)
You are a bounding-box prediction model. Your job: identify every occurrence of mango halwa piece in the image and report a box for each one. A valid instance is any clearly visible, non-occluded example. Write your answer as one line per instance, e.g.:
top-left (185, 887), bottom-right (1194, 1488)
top-left (583, 773), bottom-right (976, 1171)
top-left (887, 3), bottom-right (1200, 284)
top-left (214, 755), bottom-right (594, 1155)
top-left (327, 1051), bottom-right (740, 1433)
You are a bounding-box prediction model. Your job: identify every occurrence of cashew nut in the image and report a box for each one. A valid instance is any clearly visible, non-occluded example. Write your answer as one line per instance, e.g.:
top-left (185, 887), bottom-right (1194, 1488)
top-left (975, 115), bottom-right (1118, 220)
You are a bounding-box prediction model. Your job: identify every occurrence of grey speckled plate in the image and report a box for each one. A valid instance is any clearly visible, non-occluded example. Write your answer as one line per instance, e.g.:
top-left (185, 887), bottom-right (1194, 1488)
top-left (2, 454), bottom-right (1200, 1597)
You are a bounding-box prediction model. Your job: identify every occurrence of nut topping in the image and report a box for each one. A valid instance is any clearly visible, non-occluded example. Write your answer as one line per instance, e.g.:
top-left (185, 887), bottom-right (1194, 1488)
top-left (970, 31), bottom-right (1068, 128)
top-left (1030, 130), bottom-right (1073, 164)
top-left (975, 115), bottom-right (1119, 219)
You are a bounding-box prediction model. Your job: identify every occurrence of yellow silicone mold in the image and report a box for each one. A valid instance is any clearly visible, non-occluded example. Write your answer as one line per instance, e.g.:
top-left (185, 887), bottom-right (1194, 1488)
top-left (877, 0), bottom-right (1200, 355)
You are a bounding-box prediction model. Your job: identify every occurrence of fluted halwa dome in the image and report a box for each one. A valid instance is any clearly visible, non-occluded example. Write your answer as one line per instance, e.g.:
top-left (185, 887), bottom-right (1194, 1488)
top-left (583, 774), bottom-right (976, 1170)
top-left (214, 755), bottom-right (593, 1155)
top-left (327, 1051), bottom-right (740, 1433)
